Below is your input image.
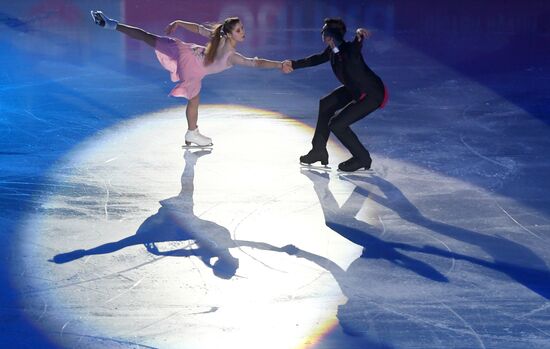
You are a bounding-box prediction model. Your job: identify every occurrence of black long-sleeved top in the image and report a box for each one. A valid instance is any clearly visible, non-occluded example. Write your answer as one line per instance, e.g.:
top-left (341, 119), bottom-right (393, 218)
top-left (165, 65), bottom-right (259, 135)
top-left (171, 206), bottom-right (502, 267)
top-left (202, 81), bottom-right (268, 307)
top-left (291, 37), bottom-right (385, 103)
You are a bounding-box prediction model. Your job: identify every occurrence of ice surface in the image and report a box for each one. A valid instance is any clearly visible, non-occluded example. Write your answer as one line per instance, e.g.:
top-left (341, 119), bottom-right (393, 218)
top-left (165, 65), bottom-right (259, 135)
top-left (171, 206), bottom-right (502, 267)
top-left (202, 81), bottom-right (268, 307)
top-left (1, 1), bottom-right (549, 348)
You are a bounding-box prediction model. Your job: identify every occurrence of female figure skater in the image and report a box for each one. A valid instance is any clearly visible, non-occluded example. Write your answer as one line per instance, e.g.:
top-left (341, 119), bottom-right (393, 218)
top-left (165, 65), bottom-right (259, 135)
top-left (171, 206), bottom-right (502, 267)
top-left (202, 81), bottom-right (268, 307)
top-left (91, 11), bottom-right (286, 146)
top-left (283, 18), bottom-right (388, 172)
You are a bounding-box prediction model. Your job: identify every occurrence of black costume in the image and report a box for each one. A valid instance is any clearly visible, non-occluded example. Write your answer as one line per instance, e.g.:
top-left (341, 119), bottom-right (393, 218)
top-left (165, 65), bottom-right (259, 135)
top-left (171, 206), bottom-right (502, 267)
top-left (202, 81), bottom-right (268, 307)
top-left (292, 35), bottom-right (387, 171)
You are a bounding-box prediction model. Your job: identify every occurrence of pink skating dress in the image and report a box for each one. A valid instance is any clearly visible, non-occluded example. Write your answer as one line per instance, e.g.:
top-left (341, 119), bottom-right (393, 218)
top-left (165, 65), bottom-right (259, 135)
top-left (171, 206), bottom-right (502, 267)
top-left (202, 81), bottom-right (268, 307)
top-left (154, 36), bottom-right (233, 99)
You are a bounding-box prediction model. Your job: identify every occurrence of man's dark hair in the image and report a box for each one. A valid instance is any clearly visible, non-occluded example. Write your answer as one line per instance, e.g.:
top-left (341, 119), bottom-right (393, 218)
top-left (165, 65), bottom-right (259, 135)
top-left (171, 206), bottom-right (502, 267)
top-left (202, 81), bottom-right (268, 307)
top-left (323, 17), bottom-right (346, 36)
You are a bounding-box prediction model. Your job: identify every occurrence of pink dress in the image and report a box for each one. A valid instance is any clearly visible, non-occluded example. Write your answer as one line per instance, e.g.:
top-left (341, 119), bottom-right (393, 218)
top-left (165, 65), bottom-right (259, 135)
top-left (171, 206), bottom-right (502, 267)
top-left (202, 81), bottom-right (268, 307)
top-left (154, 36), bottom-right (233, 99)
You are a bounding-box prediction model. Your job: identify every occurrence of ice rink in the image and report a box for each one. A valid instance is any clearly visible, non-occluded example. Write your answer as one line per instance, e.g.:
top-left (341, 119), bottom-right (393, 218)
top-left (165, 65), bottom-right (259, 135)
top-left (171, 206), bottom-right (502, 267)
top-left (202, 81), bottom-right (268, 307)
top-left (1, 1), bottom-right (549, 348)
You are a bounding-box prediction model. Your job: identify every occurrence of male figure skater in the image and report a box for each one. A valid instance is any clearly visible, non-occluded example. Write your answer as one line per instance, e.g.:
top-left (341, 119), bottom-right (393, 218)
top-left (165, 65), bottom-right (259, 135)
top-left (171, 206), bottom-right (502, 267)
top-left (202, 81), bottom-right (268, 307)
top-left (284, 18), bottom-right (387, 172)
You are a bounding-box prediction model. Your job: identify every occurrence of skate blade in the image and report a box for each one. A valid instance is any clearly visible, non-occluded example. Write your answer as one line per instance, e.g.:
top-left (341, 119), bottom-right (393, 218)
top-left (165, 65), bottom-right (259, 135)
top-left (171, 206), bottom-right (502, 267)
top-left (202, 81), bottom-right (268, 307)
top-left (300, 163), bottom-right (332, 171)
top-left (337, 168), bottom-right (375, 175)
top-left (182, 144), bottom-right (213, 149)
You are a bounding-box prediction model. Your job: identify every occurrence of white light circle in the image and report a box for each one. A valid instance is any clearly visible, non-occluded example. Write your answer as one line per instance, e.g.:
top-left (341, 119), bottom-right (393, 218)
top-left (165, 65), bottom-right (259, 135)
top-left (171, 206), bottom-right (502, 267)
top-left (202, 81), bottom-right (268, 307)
top-left (16, 105), bottom-right (369, 349)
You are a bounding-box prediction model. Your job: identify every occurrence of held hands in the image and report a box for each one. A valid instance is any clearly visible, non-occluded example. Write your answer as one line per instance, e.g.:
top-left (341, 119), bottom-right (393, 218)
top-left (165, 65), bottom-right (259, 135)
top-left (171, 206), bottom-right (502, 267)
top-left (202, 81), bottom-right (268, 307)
top-left (356, 28), bottom-right (371, 42)
top-left (282, 60), bottom-right (293, 74)
top-left (165, 21), bottom-right (179, 35)
top-left (281, 244), bottom-right (299, 255)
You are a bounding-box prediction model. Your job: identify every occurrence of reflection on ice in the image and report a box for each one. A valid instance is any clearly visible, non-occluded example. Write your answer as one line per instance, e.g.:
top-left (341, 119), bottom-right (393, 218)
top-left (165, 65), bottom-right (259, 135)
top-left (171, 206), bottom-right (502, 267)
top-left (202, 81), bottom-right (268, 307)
top-left (15, 105), bottom-right (550, 349)
top-left (52, 150), bottom-right (241, 279)
top-left (18, 106), bottom-right (359, 349)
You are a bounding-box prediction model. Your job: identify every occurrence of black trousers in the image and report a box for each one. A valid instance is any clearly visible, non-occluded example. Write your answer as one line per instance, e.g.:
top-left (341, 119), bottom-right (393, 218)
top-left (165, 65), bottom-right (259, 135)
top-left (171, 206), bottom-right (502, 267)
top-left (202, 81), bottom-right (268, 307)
top-left (311, 86), bottom-right (382, 163)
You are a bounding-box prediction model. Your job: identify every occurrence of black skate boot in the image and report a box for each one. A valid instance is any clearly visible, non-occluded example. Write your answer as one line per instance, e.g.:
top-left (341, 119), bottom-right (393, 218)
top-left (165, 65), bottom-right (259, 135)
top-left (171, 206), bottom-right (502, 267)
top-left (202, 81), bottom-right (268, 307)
top-left (300, 148), bottom-right (329, 165)
top-left (338, 156), bottom-right (372, 172)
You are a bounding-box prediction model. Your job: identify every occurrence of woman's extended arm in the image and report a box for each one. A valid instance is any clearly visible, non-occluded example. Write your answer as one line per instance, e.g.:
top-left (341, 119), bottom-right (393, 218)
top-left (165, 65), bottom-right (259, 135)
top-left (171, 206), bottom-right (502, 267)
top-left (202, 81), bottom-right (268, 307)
top-left (165, 20), bottom-right (212, 38)
top-left (230, 52), bottom-right (283, 70)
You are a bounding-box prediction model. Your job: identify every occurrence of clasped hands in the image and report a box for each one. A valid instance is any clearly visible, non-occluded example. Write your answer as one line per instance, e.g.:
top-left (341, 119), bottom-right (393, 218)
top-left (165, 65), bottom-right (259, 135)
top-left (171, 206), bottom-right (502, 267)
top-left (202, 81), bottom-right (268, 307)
top-left (281, 60), bottom-right (293, 74)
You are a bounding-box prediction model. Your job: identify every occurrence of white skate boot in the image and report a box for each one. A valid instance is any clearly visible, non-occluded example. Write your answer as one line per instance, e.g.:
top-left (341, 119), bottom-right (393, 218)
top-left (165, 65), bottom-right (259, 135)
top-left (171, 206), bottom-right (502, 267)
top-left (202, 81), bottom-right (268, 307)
top-left (184, 128), bottom-right (213, 147)
top-left (90, 10), bottom-right (118, 30)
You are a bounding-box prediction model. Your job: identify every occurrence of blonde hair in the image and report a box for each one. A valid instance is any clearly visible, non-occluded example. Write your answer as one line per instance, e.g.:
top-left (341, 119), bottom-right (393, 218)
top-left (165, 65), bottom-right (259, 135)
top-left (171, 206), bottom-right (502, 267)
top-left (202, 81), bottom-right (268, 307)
top-left (204, 17), bottom-right (240, 66)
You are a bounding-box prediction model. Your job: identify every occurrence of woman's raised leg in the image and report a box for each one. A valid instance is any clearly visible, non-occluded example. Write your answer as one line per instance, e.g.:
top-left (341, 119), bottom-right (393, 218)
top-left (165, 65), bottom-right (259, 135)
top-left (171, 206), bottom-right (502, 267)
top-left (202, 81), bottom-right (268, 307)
top-left (91, 10), bottom-right (158, 48)
top-left (116, 23), bottom-right (158, 48)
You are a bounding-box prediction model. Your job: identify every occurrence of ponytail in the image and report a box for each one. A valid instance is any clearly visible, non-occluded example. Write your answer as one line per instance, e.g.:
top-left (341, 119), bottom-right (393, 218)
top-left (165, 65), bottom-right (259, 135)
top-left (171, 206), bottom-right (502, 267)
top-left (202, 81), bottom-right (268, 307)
top-left (204, 17), bottom-right (240, 66)
top-left (204, 24), bottom-right (223, 66)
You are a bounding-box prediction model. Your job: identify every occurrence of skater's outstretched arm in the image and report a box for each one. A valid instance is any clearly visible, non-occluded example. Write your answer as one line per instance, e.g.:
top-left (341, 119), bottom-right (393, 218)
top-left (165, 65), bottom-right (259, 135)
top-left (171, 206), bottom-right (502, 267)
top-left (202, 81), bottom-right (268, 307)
top-left (165, 20), bottom-right (212, 38)
top-left (285, 47), bottom-right (330, 70)
top-left (230, 52), bottom-right (284, 70)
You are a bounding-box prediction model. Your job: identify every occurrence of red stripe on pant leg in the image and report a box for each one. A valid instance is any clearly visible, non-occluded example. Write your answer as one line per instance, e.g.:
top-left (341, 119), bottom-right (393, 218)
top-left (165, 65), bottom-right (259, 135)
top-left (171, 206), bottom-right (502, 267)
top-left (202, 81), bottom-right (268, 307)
top-left (380, 85), bottom-right (389, 108)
